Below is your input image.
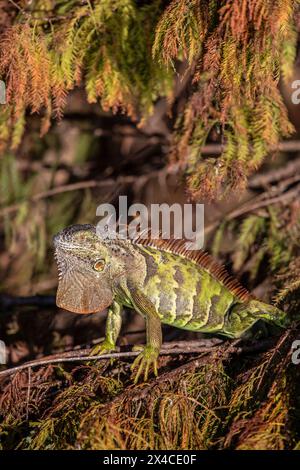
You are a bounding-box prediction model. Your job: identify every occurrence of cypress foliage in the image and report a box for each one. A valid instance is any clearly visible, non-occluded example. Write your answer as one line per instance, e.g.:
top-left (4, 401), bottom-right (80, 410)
top-left (0, 0), bottom-right (299, 198)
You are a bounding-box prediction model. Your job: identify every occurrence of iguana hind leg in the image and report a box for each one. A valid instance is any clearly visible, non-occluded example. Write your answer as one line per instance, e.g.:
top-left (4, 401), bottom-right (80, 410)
top-left (220, 310), bottom-right (259, 339)
top-left (91, 301), bottom-right (122, 355)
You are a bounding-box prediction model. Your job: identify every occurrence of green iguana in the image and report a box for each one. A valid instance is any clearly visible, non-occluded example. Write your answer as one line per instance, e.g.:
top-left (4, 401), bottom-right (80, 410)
top-left (53, 224), bottom-right (288, 382)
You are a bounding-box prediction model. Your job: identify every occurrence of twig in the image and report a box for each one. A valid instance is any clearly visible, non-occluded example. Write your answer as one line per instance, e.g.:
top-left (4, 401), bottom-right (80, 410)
top-left (1, 140), bottom-right (300, 219)
top-left (0, 340), bottom-right (223, 379)
top-left (205, 182), bottom-right (300, 235)
top-left (0, 336), bottom-right (278, 380)
top-left (255, 330), bottom-right (292, 391)
top-left (8, 0), bottom-right (25, 13)
top-left (0, 167), bottom-right (174, 218)
top-left (200, 140), bottom-right (300, 155)
top-left (224, 183), bottom-right (300, 219)
top-left (249, 156), bottom-right (300, 188)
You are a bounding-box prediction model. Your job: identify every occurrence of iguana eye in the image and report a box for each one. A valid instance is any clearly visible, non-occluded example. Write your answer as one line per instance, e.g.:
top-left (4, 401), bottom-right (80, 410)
top-left (93, 259), bottom-right (105, 272)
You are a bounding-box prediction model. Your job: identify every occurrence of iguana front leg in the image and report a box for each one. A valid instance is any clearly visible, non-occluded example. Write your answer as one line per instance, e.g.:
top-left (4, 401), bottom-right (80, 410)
top-left (91, 301), bottom-right (122, 355)
top-left (130, 289), bottom-right (162, 383)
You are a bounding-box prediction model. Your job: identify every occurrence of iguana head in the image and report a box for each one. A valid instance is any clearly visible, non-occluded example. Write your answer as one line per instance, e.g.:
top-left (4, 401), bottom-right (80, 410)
top-left (53, 224), bottom-right (145, 314)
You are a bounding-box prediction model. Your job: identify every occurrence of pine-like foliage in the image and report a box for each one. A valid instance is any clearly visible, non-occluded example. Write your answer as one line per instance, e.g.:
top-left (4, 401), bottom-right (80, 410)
top-left (154, 0), bottom-right (298, 199)
top-left (0, 0), bottom-right (172, 149)
top-left (0, 0), bottom-right (299, 198)
top-left (1, 331), bottom-right (299, 450)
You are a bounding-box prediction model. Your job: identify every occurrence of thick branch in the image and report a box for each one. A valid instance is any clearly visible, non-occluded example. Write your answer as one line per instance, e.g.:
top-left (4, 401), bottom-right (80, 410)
top-left (0, 339), bottom-right (224, 378)
top-left (0, 337), bottom-right (278, 380)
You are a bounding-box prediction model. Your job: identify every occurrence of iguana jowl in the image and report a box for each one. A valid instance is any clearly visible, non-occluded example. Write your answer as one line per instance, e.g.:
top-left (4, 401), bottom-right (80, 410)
top-left (53, 224), bottom-right (288, 382)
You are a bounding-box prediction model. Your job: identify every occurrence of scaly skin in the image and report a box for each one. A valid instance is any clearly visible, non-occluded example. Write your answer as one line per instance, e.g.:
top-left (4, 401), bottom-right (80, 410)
top-left (91, 301), bottom-right (122, 355)
top-left (53, 224), bottom-right (288, 382)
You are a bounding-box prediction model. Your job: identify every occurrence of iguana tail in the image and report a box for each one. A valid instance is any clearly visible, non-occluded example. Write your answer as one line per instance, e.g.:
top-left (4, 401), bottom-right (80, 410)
top-left (237, 299), bottom-right (289, 328)
top-left (221, 299), bottom-right (289, 338)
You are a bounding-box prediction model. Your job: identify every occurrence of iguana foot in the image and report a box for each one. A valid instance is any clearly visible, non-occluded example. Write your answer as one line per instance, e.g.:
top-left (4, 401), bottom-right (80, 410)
top-left (90, 339), bottom-right (116, 356)
top-left (131, 345), bottom-right (159, 383)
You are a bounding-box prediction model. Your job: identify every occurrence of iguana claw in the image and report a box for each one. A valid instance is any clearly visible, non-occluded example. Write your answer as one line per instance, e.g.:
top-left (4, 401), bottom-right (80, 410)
top-left (131, 345), bottom-right (159, 383)
top-left (90, 339), bottom-right (116, 356)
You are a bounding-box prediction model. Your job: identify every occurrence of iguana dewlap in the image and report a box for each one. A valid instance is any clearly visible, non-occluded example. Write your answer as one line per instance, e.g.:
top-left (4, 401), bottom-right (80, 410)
top-left (53, 224), bottom-right (287, 382)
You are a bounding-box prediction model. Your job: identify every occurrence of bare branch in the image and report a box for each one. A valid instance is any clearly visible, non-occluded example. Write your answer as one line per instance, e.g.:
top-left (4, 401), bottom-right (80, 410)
top-left (201, 140), bottom-right (300, 156)
top-left (0, 167), bottom-right (175, 218)
top-left (0, 339), bottom-right (224, 379)
top-left (0, 336), bottom-right (279, 380)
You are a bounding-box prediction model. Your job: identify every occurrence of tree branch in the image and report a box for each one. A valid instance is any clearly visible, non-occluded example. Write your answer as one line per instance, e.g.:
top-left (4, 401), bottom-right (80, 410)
top-left (0, 167), bottom-right (175, 218)
top-left (0, 339), bottom-right (224, 379)
top-left (0, 336), bottom-right (278, 380)
top-left (205, 180), bottom-right (300, 235)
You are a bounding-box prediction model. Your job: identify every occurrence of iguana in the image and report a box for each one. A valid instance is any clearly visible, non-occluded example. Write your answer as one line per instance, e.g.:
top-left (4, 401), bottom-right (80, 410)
top-left (53, 224), bottom-right (288, 382)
